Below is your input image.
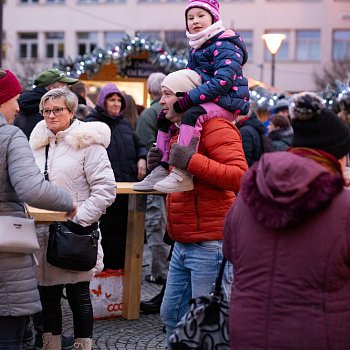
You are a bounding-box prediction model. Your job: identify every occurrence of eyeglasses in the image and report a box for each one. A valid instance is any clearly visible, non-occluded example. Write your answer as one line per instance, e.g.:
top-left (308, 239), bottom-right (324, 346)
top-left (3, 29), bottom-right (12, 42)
top-left (41, 107), bottom-right (69, 117)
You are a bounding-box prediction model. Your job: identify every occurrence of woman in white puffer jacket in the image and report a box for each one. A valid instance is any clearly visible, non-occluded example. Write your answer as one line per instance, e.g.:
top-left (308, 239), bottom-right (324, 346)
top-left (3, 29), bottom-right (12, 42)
top-left (29, 88), bottom-right (116, 350)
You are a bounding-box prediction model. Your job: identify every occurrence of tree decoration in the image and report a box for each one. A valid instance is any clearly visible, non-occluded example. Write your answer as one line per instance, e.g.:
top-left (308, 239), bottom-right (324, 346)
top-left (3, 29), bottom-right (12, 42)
top-left (53, 34), bottom-right (189, 79)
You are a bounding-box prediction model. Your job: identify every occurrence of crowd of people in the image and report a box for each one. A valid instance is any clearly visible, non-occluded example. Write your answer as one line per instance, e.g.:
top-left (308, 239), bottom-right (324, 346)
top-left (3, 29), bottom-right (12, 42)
top-left (1, 0), bottom-right (350, 349)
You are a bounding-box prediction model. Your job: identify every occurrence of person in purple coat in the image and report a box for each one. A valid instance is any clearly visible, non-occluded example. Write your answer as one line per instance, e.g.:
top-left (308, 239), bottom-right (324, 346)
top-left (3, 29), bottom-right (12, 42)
top-left (223, 91), bottom-right (350, 350)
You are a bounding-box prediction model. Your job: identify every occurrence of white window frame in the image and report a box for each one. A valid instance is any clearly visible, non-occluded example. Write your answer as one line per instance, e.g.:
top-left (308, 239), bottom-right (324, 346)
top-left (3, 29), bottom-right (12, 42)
top-left (18, 32), bottom-right (38, 60)
top-left (45, 32), bottom-right (65, 59)
top-left (77, 32), bottom-right (98, 56)
top-left (296, 30), bottom-right (320, 61)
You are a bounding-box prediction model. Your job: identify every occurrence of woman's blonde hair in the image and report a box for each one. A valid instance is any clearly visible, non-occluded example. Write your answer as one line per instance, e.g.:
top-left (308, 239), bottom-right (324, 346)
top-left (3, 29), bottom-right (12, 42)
top-left (39, 88), bottom-right (78, 114)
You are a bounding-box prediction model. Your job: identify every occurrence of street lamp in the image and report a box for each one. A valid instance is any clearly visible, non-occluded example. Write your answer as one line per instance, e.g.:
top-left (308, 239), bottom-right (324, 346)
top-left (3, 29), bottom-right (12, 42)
top-left (262, 33), bottom-right (286, 87)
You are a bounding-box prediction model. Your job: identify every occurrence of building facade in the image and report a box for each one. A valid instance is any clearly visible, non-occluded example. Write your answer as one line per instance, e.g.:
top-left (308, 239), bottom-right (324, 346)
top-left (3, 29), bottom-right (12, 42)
top-left (3, 0), bottom-right (350, 92)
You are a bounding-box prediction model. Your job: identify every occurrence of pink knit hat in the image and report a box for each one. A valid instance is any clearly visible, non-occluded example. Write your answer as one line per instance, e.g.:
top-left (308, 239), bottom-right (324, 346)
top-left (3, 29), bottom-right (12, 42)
top-left (185, 0), bottom-right (220, 26)
top-left (0, 70), bottom-right (22, 105)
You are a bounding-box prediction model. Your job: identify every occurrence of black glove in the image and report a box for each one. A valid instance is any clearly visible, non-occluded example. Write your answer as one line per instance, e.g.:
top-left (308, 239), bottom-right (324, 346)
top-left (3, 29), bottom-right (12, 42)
top-left (173, 92), bottom-right (194, 113)
top-left (157, 109), bottom-right (173, 132)
top-left (169, 137), bottom-right (199, 170)
top-left (147, 146), bottom-right (162, 171)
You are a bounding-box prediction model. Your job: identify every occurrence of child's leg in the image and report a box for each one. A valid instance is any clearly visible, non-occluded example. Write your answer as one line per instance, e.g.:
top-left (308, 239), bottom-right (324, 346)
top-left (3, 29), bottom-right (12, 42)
top-left (178, 103), bottom-right (238, 147)
top-left (133, 112), bottom-right (173, 191)
top-left (156, 111), bottom-right (175, 165)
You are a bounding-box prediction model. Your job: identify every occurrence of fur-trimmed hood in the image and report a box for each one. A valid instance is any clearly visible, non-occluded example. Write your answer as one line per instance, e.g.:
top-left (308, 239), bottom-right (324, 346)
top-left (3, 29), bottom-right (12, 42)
top-left (240, 151), bottom-right (344, 229)
top-left (29, 119), bottom-right (111, 150)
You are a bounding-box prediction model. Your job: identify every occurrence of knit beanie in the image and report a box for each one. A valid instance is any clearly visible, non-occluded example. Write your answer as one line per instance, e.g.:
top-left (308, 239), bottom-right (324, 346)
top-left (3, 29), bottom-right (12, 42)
top-left (161, 70), bottom-right (202, 94)
top-left (0, 70), bottom-right (22, 105)
top-left (185, 0), bottom-right (220, 26)
top-left (97, 83), bottom-right (126, 113)
top-left (290, 91), bottom-right (350, 159)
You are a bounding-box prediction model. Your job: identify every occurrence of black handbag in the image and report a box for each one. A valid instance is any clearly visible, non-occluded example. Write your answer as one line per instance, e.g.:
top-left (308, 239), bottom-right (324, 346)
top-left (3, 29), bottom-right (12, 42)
top-left (47, 220), bottom-right (99, 271)
top-left (169, 258), bottom-right (230, 350)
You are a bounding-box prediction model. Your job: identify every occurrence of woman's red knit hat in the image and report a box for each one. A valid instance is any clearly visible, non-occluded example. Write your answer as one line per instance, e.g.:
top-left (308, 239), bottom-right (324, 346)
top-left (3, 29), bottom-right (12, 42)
top-left (0, 70), bottom-right (22, 105)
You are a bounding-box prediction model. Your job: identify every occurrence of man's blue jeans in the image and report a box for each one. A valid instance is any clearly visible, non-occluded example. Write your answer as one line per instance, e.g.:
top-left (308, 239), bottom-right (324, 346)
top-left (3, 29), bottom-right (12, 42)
top-left (160, 241), bottom-right (232, 343)
top-left (0, 315), bottom-right (25, 350)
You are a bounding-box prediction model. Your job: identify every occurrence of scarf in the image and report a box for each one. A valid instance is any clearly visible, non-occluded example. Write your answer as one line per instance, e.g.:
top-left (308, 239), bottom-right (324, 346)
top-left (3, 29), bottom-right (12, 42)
top-left (186, 20), bottom-right (225, 49)
top-left (288, 147), bottom-right (343, 176)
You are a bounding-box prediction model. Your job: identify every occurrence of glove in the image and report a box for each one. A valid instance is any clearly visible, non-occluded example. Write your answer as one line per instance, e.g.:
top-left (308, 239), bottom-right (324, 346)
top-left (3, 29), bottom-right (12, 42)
top-left (169, 137), bottom-right (199, 170)
top-left (147, 146), bottom-right (162, 171)
top-left (173, 92), bottom-right (194, 113)
top-left (157, 109), bottom-right (173, 132)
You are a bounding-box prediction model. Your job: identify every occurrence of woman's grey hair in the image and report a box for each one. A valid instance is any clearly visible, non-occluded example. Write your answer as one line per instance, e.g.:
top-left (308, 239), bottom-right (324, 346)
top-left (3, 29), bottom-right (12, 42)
top-left (147, 72), bottom-right (166, 98)
top-left (39, 88), bottom-right (78, 114)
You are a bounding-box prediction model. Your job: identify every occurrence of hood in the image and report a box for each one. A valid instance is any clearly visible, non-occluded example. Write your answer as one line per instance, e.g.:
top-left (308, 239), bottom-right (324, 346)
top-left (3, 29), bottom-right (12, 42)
top-left (96, 83), bottom-right (126, 113)
top-left (18, 87), bottom-right (47, 115)
top-left (0, 113), bottom-right (7, 127)
top-left (269, 126), bottom-right (294, 141)
top-left (240, 152), bottom-right (344, 229)
top-left (29, 119), bottom-right (111, 150)
top-left (239, 114), bottom-right (266, 135)
top-left (218, 30), bottom-right (248, 65)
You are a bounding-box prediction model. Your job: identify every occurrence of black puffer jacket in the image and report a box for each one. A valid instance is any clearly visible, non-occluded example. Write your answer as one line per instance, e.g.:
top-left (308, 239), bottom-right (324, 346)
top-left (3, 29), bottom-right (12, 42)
top-left (14, 87), bottom-right (47, 139)
top-left (236, 114), bottom-right (266, 167)
top-left (85, 106), bottom-right (147, 181)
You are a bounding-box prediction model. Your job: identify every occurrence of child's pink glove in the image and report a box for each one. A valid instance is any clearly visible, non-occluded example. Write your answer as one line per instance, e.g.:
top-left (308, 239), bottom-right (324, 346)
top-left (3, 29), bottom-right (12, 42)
top-left (169, 137), bottom-right (199, 170)
top-left (173, 92), bottom-right (194, 113)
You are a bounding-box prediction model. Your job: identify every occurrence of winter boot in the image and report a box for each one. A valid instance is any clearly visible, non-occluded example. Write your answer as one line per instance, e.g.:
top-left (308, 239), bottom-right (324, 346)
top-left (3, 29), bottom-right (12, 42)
top-left (73, 338), bottom-right (92, 350)
top-left (133, 165), bottom-right (169, 191)
top-left (154, 168), bottom-right (193, 193)
top-left (42, 333), bottom-right (61, 350)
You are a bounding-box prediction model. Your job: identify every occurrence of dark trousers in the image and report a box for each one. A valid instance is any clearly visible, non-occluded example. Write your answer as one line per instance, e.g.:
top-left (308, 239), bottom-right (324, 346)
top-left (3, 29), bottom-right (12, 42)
top-left (39, 282), bottom-right (93, 338)
top-left (0, 315), bottom-right (25, 350)
top-left (100, 195), bottom-right (129, 270)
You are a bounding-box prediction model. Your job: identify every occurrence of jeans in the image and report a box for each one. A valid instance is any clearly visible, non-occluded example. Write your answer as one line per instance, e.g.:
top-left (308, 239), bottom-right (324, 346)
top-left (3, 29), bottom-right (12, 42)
top-left (40, 281), bottom-right (93, 338)
top-left (145, 195), bottom-right (169, 279)
top-left (0, 316), bottom-right (25, 350)
top-left (160, 241), bottom-right (231, 344)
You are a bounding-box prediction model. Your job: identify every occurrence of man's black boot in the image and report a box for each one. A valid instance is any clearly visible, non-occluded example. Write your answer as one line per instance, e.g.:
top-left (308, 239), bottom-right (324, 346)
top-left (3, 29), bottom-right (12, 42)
top-left (140, 285), bottom-right (165, 314)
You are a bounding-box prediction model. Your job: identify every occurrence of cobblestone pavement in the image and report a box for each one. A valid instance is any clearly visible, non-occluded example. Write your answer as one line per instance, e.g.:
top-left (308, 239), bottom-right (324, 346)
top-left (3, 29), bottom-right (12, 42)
top-left (23, 244), bottom-right (167, 349)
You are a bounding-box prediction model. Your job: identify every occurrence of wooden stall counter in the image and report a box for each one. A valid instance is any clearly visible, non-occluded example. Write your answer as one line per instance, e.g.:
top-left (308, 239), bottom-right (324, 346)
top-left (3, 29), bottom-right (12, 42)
top-left (28, 182), bottom-right (161, 321)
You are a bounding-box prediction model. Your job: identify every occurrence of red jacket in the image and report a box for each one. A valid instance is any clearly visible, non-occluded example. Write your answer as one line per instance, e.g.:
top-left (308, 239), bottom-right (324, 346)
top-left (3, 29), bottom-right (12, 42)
top-left (166, 118), bottom-right (248, 243)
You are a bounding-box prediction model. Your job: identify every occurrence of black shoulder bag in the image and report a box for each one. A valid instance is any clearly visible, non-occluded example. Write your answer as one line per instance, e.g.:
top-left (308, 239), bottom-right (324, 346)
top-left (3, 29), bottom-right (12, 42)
top-left (44, 144), bottom-right (99, 271)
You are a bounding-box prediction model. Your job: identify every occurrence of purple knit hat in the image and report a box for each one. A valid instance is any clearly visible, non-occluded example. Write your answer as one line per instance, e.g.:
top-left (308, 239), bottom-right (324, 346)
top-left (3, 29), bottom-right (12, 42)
top-left (97, 83), bottom-right (126, 113)
top-left (185, 0), bottom-right (220, 27)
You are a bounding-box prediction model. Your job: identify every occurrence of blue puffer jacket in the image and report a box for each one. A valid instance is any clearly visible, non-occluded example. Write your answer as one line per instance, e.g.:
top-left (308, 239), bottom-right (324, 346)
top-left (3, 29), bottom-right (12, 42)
top-left (187, 30), bottom-right (249, 115)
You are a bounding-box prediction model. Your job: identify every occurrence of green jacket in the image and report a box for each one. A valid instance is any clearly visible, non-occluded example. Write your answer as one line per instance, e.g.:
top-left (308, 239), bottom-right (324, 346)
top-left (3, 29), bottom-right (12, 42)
top-left (135, 99), bottom-right (162, 151)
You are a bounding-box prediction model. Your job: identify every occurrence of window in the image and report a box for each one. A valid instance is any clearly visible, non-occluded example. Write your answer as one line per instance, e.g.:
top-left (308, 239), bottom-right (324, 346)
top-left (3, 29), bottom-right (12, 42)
top-left (104, 31), bottom-right (125, 49)
top-left (20, 0), bottom-right (39, 3)
top-left (237, 30), bottom-right (253, 60)
top-left (18, 33), bottom-right (38, 59)
top-left (296, 30), bottom-right (320, 61)
top-left (46, 0), bottom-right (65, 3)
top-left (45, 32), bottom-right (65, 59)
top-left (139, 31), bottom-right (162, 41)
top-left (264, 30), bottom-right (289, 61)
top-left (78, 0), bottom-right (98, 3)
top-left (333, 30), bottom-right (350, 61)
top-left (165, 31), bottom-right (187, 49)
top-left (77, 32), bottom-right (98, 55)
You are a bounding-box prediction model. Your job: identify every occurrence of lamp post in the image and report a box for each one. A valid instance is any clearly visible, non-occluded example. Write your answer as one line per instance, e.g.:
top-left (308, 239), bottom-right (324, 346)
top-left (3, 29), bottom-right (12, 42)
top-left (262, 33), bottom-right (286, 87)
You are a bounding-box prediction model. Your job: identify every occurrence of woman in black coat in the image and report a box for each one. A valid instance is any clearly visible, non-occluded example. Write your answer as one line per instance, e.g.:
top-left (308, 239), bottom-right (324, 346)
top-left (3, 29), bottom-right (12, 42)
top-left (85, 84), bottom-right (147, 269)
